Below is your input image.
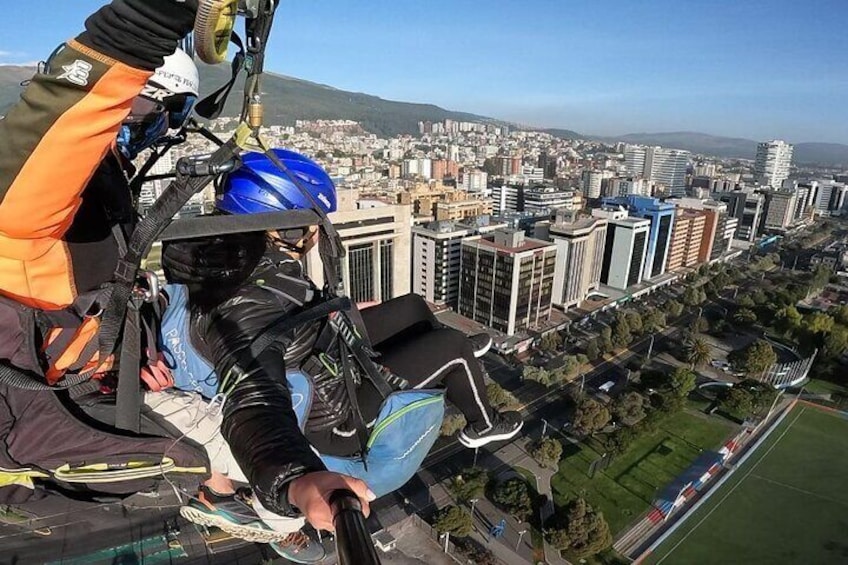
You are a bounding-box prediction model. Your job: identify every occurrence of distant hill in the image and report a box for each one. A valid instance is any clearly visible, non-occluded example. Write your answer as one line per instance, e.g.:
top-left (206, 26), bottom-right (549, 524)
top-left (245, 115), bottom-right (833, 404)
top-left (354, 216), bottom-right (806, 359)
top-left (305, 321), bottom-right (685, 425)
top-left (543, 127), bottom-right (585, 140)
top-left (601, 131), bottom-right (760, 160)
top-left (0, 63), bottom-right (503, 137)
top-left (2, 64), bottom-right (847, 165)
top-left (584, 131), bottom-right (848, 166)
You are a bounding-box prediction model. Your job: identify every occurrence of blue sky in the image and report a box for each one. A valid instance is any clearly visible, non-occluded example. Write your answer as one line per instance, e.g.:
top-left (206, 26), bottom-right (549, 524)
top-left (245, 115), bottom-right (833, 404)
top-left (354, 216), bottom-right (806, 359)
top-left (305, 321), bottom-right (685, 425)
top-left (3, 0), bottom-right (847, 143)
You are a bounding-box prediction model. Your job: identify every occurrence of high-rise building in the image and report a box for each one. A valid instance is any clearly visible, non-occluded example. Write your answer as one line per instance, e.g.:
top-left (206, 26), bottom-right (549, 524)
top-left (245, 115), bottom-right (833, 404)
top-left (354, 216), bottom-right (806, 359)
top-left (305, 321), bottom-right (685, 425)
top-left (458, 229), bottom-right (556, 336)
top-left (592, 207), bottom-right (650, 290)
top-left (548, 210), bottom-right (608, 309)
top-left (714, 190), bottom-right (764, 242)
top-left (624, 145), bottom-right (690, 196)
top-left (581, 170), bottom-right (608, 199)
top-left (306, 197), bottom-right (412, 303)
top-left (811, 179), bottom-right (848, 215)
top-left (608, 177), bottom-right (652, 198)
top-left (711, 213), bottom-right (738, 260)
top-left (760, 190), bottom-right (799, 231)
top-left (523, 187), bottom-right (578, 215)
top-left (644, 146), bottom-right (690, 196)
top-left (666, 209), bottom-right (707, 272)
top-left (537, 152), bottom-right (558, 179)
top-left (755, 140), bottom-right (793, 188)
top-left (462, 171), bottom-right (488, 193)
top-left (412, 218), bottom-right (505, 308)
top-left (602, 195), bottom-right (675, 279)
top-left (669, 198), bottom-right (730, 262)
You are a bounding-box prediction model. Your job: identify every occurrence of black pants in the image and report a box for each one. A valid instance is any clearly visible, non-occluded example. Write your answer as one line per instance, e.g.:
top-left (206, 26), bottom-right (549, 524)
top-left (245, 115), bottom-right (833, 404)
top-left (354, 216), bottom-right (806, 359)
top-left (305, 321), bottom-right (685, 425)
top-left (359, 294), bottom-right (494, 429)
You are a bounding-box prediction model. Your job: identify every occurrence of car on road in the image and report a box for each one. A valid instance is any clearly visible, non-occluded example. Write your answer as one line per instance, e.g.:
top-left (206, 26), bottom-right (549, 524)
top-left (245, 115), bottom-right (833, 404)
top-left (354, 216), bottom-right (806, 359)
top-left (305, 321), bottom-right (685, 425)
top-left (599, 380), bottom-right (615, 392)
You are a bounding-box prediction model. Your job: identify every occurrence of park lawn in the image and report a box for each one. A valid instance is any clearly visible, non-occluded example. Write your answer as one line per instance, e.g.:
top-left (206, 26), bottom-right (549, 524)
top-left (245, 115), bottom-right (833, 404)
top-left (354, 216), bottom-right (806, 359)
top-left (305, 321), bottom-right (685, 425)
top-left (645, 403), bottom-right (848, 565)
top-left (551, 410), bottom-right (735, 535)
top-left (803, 378), bottom-right (848, 396)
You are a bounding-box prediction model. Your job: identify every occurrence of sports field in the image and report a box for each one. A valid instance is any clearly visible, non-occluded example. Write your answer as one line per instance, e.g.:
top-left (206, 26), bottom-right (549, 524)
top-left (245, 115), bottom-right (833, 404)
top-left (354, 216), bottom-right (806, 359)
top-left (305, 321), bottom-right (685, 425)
top-left (644, 403), bottom-right (848, 565)
top-left (551, 410), bottom-right (734, 534)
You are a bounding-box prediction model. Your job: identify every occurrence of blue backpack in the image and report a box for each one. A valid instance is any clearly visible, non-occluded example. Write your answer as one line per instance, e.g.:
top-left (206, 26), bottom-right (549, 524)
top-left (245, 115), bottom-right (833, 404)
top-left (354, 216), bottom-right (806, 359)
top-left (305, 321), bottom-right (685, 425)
top-left (158, 284), bottom-right (444, 497)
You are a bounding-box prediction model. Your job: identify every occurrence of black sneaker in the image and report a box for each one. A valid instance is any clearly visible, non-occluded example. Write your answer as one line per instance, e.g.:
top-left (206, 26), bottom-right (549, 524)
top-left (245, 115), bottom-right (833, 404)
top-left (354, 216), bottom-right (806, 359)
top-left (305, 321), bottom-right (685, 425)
top-left (468, 333), bottom-right (493, 358)
top-left (458, 411), bottom-right (523, 448)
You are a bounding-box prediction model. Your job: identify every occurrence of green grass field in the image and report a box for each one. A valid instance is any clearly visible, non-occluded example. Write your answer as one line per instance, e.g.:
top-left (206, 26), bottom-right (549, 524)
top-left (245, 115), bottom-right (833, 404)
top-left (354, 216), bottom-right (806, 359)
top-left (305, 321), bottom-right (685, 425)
top-left (551, 410), bottom-right (734, 534)
top-left (644, 403), bottom-right (848, 565)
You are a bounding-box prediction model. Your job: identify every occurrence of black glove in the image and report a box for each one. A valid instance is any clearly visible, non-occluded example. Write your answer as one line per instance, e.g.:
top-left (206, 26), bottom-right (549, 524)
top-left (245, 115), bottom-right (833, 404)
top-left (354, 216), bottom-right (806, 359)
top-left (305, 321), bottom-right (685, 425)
top-left (77, 0), bottom-right (199, 70)
top-left (162, 232), bottom-right (267, 287)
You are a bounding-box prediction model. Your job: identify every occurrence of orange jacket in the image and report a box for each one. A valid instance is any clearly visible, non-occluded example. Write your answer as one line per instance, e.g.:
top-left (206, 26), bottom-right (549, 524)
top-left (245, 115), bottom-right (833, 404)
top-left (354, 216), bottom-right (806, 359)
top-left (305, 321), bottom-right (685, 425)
top-left (0, 40), bottom-right (152, 311)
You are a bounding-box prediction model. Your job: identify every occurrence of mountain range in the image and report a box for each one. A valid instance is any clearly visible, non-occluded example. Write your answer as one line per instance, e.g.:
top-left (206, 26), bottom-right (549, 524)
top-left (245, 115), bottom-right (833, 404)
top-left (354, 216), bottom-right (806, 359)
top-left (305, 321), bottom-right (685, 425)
top-left (2, 64), bottom-right (847, 166)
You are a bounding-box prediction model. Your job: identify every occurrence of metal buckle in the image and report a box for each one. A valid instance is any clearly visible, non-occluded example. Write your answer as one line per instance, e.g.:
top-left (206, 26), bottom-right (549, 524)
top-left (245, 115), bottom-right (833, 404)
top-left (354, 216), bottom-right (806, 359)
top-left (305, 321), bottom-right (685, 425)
top-left (135, 270), bottom-right (161, 303)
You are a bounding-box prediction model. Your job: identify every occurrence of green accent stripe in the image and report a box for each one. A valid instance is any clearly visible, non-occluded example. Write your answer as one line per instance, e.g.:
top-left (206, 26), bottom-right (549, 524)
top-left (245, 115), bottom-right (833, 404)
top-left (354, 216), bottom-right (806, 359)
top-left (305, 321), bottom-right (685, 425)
top-left (367, 396), bottom-right (443, 449)
top-left (0, 44), bottom-right (112, 203)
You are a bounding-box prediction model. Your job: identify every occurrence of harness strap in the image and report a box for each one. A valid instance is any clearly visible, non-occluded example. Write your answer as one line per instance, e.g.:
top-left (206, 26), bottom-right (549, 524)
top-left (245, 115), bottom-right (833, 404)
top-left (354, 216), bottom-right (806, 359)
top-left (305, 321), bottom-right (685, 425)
top-left (115, 300), bottom-right (143, 432)
top-left (195, 33), bottom-right (246, 121)
top-left (337, 334), bottom-right (370, 469)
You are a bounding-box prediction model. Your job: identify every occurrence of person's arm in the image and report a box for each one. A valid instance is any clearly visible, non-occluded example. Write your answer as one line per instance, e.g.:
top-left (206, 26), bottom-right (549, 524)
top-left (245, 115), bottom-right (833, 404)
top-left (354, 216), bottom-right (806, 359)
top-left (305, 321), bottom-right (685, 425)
top-left (0, 0), bottom-right (196, 255)
top-left (201, 285), bottom-right (373, 530)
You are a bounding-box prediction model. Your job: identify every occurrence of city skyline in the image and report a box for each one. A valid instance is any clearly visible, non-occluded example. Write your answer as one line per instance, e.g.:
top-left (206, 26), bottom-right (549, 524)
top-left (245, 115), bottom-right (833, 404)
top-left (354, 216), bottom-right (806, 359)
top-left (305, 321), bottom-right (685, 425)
top-left (2, 1), bottom-right (847, 144)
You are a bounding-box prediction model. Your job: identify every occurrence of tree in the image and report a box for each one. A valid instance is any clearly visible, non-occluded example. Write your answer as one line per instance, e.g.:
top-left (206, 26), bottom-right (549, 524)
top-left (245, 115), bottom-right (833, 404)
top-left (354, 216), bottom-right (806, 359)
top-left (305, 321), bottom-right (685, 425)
top-left (625, 311), bottom-right (644, 336)
top-left (539, 331), bottom-right (564, 354)
top-left (694, 316), bottom-right (710, 333)
top-left (585, 339), bottom-right (601, 361)
top-left (804, 312), bottom-right (835, 336)
top-left (719, 380), bottom-right (778, 419)
top-left (612, 312), bottom-right (632, 348)
top-left (440, 413), bottom-right (467, 437)
top-left (572, 398), bottom-right (611, 436)
top-left (832, 305), bottom-right (848, 326)
top-left (490, 478), bottom-right (533, 521)
top-left (669, 367), bottom-right (697, 398)
top-left (545, 498), bottom-right (612, 558)
top-left (643, 309), bottom-right (667, 333)
top-left (667, 300), bottom-right (684, 318)
top-left (733, 308), bottom-right (758, 325)
top-left (685, 335), bottom-right (712, 368)
top-left (776, 305), bottom-right (803, 332)
top-left (683, 286), bottom-right (704, 306)
top-left (729, 340), bottom-right (777, 375)
top-left (433, 505), bottom-right (473, 537)
top-left (824, 326), bottom-right (848, 359)
top-left (612, 391), bottom-right (647, 425)
top-left (523, 365), bottom-right (553, 386)
top-left (486, 382), bottom-right (520, 411)
top-left (449, 468), bottom-right (489, 503)
top-left (600, 326), bottom-right (614, 353)
top-left (531, 437), bottom-right (564, 469)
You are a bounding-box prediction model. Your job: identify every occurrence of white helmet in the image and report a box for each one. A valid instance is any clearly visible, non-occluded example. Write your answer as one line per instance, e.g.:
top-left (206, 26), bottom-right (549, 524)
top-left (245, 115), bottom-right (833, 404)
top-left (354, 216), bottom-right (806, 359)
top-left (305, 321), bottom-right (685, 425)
top-left (150, 48), bottom-right (200, 97)
top-left (118, 49), bottom-right (200, 159)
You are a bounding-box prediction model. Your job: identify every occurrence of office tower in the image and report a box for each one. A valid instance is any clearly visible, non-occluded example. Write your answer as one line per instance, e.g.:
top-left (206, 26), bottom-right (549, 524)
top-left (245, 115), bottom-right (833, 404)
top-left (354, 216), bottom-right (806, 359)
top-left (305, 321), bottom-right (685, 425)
top-left (306, 197), bottom-right (412, 303)
top-left (548, 210), bottom-right (608, 309)
top-left (624, 145), bottom-right (690, 196)
top-left (644, 146), bottom-right (690, 196)
top-left (761, 190), bottom-right (799, 231)
top-left (624, 145), bottom-right (648, 176)
top-left (458, 229), bottom-right (556, 336)
top-left (602, 195), bottom-right (675, 279)
top-left (711, 213), bottom-right (738, 260)
top-left (492, 184), bottom-right (522, 215)
top-left (608, 177), bottom-right (652, 198)
top-left (669, 198), bottom-right (731, 262)
top-left (812, 179), bottom-right (848, 215)
top-left (714, 190), bottom-right (764, 242)
top-left (582, 170), bottom-right (614, 199)
top-left (462, 171), bottom-right (488, 193)
top-left (523, 187), bottom-right (578, 215)
top-left (666, 209), bottom-right (707, 272)
top-left (537, 152), bottom-right (557, 179)
top-left (591, 208), bottom-right (650, 290)
top-left (755, 140), bottom-right (793, 188)
top-left (412, 218), bottom-right (506, 308)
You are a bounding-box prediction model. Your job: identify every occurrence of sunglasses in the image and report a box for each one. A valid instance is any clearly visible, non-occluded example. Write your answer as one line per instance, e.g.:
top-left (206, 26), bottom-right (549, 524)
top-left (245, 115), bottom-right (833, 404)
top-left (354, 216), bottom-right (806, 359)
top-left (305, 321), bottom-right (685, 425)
top-left (126, 93), bottom-right (198, 130)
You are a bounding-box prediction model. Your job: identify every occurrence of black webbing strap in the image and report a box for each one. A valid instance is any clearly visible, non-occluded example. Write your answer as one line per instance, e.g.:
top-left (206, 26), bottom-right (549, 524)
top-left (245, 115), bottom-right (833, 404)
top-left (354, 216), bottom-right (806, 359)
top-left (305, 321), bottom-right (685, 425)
top-left (115, 301), bottom-right (142, 432)
top-left (159, 209), bottom-right (321, 241)
top-left (331, 312), bottom-right (395, 399)
top-left (195, 33), bottom-right (246, 121)
top-left (337, 333), bottom-right (371, 469)
top-left (248, 297), bottom-right (352, 361)
top-left (98, 140), bottom-right (241, 370)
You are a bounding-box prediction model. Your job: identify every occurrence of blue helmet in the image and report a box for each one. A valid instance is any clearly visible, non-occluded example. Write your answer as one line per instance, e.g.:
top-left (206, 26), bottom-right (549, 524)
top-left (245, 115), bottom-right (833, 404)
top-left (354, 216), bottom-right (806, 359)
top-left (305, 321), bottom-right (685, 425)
top-left (218, 149), bottom-right (338, 215)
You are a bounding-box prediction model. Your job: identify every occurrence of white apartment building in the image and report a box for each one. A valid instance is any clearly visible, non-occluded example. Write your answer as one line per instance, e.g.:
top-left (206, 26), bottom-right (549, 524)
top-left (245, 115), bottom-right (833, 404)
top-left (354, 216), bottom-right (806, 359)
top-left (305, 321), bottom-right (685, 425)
top-left (592, 208), bottom-right (650, 290)
top-left (755, 140), bottom-right (793, 188)
top-left (548, 211), bottom-right (608, 309)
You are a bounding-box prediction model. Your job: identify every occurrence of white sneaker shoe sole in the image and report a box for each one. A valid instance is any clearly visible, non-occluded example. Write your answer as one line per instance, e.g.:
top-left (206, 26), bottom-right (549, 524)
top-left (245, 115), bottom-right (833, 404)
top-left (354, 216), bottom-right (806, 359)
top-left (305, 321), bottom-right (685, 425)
top-left (458, 420), bottom-right (524, 448)
top-left (472, 337), bottom-right (493, 358)
top-left (180, 505), bottom-right (291, 543)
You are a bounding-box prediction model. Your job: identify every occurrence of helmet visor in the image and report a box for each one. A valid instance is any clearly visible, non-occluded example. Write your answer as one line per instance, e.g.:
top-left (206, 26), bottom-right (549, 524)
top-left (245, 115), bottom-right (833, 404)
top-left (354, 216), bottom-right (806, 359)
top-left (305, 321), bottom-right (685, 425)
top-left (164, 93), bottom-right (198, 130)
